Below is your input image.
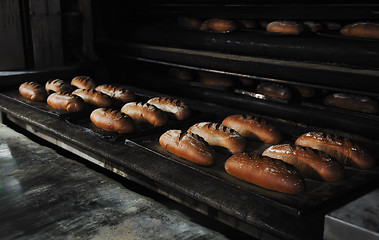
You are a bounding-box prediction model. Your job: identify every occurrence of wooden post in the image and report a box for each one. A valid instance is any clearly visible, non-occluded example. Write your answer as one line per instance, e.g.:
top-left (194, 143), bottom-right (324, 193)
top-left (28, 0), bottom-right (64, 68)
top-left (0, 0), bottom-right (25, 70)
top-left (78, 0), bottom-right (96, 61)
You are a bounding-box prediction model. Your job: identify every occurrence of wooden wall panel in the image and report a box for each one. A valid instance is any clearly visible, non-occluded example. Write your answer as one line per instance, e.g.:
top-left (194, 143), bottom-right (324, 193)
top-left (0, 0), bottom-right (25, 70)
top-left (29, 0), bottom-right (64, 68)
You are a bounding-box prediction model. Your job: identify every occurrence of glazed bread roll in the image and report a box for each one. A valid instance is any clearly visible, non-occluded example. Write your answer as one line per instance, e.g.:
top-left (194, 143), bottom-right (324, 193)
top-left (225, 153), bottom-right (306, 194)
top-left (147, 97), bottom-right (191, 120)
top-left (95, 84), bottom-right (136, 103)
top-left (121, 102), bottom-right (167, 127)
top-left (340, 22), bottom-right (379, 39)
top-left (47, 92), bottom-right (85, 112)
top-left (90, 108), bottom-right (135, 133)
top-left (187, 122), bottom-right (246, 154)
top-left (201, 18), bottom-right (238, 32)
top-left (45, 79), bottom-right (73, 94)
top-left (266, 20), bottom-right (304, 35)
top-left (222, 115), bottom-right (282, 144)
top-left (71, 76), bottom-right (96, 89)
top-left (256, 82), bottom-right (293, 100)
top-left (262, 144), bottom-right (344, 182)
top-left (324, 93), bottom-right (378, 114)
top-left (19, 82), bottom-right (47, 102)
top-left (159, 130), bottom-right (215, 166)
top-left (295, 132), bottom-right (376, 170)
top-left (72, 89), bottom-right (113, 107)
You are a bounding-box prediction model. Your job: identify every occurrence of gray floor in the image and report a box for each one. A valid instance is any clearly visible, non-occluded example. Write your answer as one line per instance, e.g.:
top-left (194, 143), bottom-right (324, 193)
top-left (0, 122), bottom-right (228, 240)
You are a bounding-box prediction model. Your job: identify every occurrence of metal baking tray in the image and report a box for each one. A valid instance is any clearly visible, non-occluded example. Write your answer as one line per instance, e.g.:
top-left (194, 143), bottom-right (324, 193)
top-left (0, 90), bottom-right (91, 119)
top-left (130, 111), bottom-right (379, 217)
top-left (65, 107), bottom-right (211, 142)
top-left (124, 24), bottom-right (379, 69)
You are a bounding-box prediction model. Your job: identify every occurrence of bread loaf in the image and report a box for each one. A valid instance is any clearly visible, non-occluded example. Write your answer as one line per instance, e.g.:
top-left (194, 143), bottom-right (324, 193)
top-left (159, 130), bottom-right (215, 166)
top-left (340, 22), bottom-right (379, 39)
top-left (266, 21), bottom-right (303, 35)
top-left (47, 92), bottom-right (85, 112)
top-left (121, 102), bottom-right (167, 127)
top-left (262, 144), bottom-right (344, 182)
top-left (147, 97), bottom-right (191, 120)
top-left (201, 18), bottom-right (238, 32)
top-left (256, 82), bottom-right (292, 100)
top-left (225, 153), bottom-right (306, 194)
top-left (72, 89), bottom-right (113, 107)
top-left (324, 93), bottom-right (378, 114)
top-left (222, 115), bottom-right (282, 144)
top-left (45, 79), bottom-right (73, 94)
top-left (71, 76), bottom-right (96, 89)
top-left (19, 82), bottom-right (47, 102)
top-left (187, 122), bottom-right (246, 154)
top-left (295, 132), bottom-right (376, 170)
top-left (90, 108), bottom-right (135, 133)
top-left (95, 84), bottom-right (136, 103)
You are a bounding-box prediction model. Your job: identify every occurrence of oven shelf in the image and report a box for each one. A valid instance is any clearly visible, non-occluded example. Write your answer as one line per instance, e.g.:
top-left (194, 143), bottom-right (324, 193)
top-left (95, 2), bottom-right (379, 20)
top-left (96, 40), bottom-right (379, 97)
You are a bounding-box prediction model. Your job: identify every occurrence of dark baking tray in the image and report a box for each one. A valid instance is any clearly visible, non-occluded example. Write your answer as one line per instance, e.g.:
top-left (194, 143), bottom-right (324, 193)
top-left (0, 90), bottom-right (92, 119)
top-left (130, 112), bottom-right (379, 217)
top-left (65, 105), bottom-right (212, 142)
top-left (317, 31), bottom-right (379, 43)
top-left (124, 24), bottom-right (379, 69)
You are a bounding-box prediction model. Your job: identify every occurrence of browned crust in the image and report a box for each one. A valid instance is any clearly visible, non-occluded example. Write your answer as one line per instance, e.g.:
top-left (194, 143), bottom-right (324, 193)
top-left (187, 122), bottom-right (246, 154)
top-left (295, 132), bottom-right (376, 170)
top-left (45, 79), bottom-right (73, 94)
top-left (147, 97), bottom-right (191, 120)
top-left (256, 82), bottom-right (292, 100)
top-left (121, 102), bottom-right (167, 127)
top-left (201, 18), bottom-right (238, 32)
top-left (95, 84), bottom-right (136, 103)
top-left (19, 82), bottom-right (47, 102)
top-left (340, 22), bottom-right (379, 39)
top-left (71, 76), bottom-right (97, 89)
top-left (266, 21), bottom-right (303, 35)
top-left (159, 130), bottom-right (215, 166)
top-left (46, 93), bottom-right (85, 112)
top-left (72, 89), bottom-right (112, 107)
top-left (222, 115), bottom-right (282, 144)
top-left (324, 93), bottom-right (378, 114)
top-left (225, 153), bottom-right (306, 194)
top-left (90, 108), bottom-right (135, 133)
top-left (262, 144), bottom-right (345, 182)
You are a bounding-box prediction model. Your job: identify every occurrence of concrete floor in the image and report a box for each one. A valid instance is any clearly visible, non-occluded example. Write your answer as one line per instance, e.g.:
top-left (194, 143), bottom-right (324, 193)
top-left (0, 122), bottom-right (228, 240)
